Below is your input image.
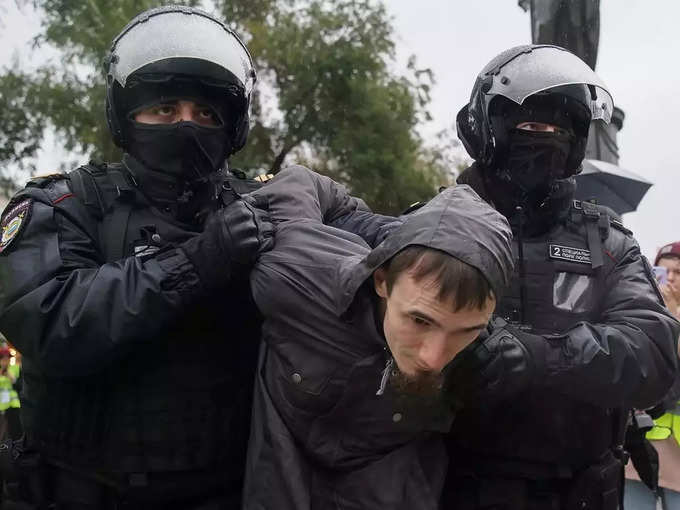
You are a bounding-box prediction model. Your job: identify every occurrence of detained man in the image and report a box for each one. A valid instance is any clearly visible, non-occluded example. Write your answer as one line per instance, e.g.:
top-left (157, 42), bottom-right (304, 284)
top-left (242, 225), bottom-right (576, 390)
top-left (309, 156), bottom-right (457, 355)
top-left (241, 166), bottom-right (514, 509)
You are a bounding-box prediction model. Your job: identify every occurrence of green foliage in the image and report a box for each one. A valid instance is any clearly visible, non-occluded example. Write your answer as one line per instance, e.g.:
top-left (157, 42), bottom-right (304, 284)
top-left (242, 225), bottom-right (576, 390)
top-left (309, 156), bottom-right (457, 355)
top-left (221, 0), bottom-right (453, 212)
top-left (0, 70), bottom-right (45, 169)
top-left (1, 0), bottom-right (457, 213)
top-left (1, 0), bottom-right (200, 170)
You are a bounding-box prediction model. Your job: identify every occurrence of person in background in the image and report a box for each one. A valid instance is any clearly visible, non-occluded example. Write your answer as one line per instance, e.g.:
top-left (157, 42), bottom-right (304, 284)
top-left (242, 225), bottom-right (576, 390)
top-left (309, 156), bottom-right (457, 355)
top-left (655, 241), bottom-right (680, 325)
top-left (624, 242), bottom-right (680, 509)
top-left (0, 346), bottom-right (20, 441)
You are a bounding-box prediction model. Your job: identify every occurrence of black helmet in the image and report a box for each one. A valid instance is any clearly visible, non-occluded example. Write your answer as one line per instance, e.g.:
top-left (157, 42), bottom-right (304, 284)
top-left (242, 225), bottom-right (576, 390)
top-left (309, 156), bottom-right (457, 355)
top-left (456, 45), bottom-right (613, 176)
top-left (105, 5), bottom-right (256, 156)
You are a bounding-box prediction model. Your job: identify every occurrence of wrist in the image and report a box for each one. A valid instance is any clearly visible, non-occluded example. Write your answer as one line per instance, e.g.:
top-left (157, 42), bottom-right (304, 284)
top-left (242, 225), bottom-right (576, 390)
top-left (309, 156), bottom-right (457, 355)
top-left (181, 229), bottom-right (232, 290)
top-left (504, 324), bottom-right (547, 381)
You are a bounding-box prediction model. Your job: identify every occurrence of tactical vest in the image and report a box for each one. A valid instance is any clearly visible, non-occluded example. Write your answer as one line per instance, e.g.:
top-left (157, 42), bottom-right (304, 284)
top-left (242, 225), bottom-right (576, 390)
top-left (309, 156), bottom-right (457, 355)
top-left (449, 200), bottom-right (631, 476)
top-left (20, 162), bottom-right (263, 480)
top-left (496, 200), bottom-right (620, 333)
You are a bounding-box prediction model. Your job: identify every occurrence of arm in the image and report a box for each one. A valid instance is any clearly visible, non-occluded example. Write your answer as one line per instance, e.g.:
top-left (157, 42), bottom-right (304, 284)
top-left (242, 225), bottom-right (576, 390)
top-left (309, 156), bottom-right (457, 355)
top-left (253, 165), bottom-right (399, 246)
top-left (544, 239), bottom-right (679, 408)
top-left (0, 189), bottom-right (270, 378)
top-left (449, 237), bottom-right (679, 410)
top-left (329, 210), bottom-right (400, 248)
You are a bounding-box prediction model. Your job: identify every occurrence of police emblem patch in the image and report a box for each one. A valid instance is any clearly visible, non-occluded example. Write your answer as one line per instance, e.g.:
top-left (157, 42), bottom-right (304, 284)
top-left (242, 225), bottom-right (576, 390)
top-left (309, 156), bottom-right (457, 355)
top-left (549, 244), bottom-right (591, 265)
top-left (0, 199), bottom-right (32, 254)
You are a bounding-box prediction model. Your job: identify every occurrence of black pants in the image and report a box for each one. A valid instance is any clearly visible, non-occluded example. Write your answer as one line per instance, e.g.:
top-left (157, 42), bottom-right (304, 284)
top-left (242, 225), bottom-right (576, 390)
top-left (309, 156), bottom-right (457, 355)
top-left (4, 409), bottom-right (21, 441)
top-left (3, 465), bottom-right (243, 510)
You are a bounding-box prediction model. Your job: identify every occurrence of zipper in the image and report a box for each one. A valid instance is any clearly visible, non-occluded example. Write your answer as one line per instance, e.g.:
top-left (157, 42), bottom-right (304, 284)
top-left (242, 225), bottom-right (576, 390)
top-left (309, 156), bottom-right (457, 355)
top-left (376, 357), bottom-right (394, 396)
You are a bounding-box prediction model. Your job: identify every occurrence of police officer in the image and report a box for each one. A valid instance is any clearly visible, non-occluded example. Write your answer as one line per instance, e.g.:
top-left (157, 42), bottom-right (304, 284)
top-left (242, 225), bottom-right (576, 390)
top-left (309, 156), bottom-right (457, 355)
top-left (0, 6), bottom-right (375, 509)
top-left (442, 45), bottom-right (680, 510)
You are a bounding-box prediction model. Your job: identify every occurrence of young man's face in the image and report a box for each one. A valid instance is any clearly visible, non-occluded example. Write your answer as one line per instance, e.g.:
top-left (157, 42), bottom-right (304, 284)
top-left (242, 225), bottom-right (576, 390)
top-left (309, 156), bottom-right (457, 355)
top-left (373, 268), bottom-right (495, 384)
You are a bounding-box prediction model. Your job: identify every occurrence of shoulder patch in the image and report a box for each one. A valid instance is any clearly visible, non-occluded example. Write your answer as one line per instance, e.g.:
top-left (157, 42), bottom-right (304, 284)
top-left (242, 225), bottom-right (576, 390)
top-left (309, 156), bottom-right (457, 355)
top-left (610, 218), bottom-right (633, 237)
top-left (0, 199), bottom-right (32, 254)
top-left (32, 172), bottom-right (65, 180)
top-left (253, 173), bottom-right (275, 183)
top-left (27, 173), bottom-right (68, 187)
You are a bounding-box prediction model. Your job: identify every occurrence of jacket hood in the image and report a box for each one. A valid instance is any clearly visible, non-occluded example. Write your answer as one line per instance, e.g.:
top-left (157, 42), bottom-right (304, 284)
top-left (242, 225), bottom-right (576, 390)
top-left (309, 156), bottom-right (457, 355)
top-left (337, 184), bottom-right (514, 314)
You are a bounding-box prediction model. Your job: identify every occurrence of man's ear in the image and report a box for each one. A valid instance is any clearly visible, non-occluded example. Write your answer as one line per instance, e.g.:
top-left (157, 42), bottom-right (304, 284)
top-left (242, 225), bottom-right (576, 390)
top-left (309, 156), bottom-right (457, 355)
top-left (373, 268), bottom-right (389, 299)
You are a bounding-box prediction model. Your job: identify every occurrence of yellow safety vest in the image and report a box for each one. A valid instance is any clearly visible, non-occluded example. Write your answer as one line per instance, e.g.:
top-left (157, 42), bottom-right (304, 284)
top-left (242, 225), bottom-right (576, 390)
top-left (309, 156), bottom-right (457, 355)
top-left (647, 404), bottom-right (680, 445)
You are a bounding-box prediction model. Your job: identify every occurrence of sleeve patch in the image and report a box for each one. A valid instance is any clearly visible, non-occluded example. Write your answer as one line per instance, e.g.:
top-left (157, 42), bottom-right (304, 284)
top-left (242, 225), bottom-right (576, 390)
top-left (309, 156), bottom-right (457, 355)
top-left (0, 199), bottom-right (33, 254)
top-left (254, 173), bottom-right (275, 183)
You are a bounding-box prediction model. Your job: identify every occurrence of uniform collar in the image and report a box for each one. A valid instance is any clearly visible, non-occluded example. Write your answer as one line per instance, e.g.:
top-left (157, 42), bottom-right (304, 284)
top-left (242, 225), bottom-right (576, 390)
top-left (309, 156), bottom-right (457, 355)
top-left (122, 153), bottom-right (223, 224)
top-left (458, 163), bottom-right (575, 236)
top-left (122, 154), bottom-right (184, 203)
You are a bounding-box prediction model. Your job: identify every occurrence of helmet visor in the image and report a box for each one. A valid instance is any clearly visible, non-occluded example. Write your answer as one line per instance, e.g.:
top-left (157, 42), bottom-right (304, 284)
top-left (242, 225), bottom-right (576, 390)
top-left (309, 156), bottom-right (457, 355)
top-left (485, 45), bottom-right (613, 123)
top-left (110, 9), bottom-right (254, 94)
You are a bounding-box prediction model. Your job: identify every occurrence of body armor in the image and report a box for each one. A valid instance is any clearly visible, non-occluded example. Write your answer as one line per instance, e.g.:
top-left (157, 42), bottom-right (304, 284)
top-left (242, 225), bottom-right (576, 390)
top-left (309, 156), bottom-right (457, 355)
top-left (450, 201), bottom-right (623, 475)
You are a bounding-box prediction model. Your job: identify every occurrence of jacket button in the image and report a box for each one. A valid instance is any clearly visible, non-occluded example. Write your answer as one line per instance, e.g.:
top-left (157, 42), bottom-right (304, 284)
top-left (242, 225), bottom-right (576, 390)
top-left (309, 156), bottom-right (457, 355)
top-left (392, 413), bottom-right (403, 423)
top-left (291, 373), bottom-right (302, 384)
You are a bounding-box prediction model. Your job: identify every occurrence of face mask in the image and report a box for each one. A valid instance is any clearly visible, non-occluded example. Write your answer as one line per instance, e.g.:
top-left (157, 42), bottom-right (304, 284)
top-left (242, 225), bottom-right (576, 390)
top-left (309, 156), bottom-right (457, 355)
top-left (499, 128), bottom-right (572, 198)
top-left (127, 121), bottom-right (231, 179)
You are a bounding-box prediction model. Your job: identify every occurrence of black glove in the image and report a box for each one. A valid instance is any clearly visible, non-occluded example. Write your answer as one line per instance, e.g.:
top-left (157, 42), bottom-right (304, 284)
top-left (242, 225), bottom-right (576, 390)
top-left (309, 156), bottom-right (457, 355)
top-left (181, 195), bottom-right (274, 288)
top-left (444, 318), bottom-right (545, 410)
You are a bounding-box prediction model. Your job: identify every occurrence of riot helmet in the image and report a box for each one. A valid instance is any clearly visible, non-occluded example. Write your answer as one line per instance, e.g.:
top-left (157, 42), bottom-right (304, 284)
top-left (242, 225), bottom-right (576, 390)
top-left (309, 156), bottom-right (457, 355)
top-left (105, 6), bottom-right (256, 177)
top-left (457, 45), bottom-right (613, 176)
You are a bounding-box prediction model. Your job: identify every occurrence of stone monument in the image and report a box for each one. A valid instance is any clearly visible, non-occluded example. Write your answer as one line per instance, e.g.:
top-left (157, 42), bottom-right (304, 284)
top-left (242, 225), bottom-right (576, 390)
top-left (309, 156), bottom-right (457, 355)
top-left (518, 0), bottom-right (624, 165)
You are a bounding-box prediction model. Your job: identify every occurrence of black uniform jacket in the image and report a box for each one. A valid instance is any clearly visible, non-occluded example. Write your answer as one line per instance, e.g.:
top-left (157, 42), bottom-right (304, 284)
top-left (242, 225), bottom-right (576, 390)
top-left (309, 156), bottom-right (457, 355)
top-left (448, 164), bottom-right (680, 475)
top-left (243, 166), bottom-right (514, 509)
top-left (0, 159), bottom-right (387, 483)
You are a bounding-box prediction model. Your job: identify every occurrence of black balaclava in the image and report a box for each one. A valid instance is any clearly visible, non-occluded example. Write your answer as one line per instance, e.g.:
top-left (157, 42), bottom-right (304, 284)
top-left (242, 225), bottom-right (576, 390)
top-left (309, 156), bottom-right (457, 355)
top-left (485, 94), bottom-right (583, 228)
top-left (127, 120), bottom-right (229, 179)
top-left (122, 76), bottom-right (237, 180)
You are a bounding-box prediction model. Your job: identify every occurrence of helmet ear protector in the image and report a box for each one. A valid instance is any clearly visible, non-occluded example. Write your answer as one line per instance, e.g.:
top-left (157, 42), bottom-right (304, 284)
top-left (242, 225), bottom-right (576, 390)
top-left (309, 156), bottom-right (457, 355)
top-left (456, 105), bottom-right (479, 161)
top-left (456, 77), bottom-right (496, 166)
top-left (105, 71), bottom-right (125, 149)
top-left (104, 6), bottom-right (257, 156)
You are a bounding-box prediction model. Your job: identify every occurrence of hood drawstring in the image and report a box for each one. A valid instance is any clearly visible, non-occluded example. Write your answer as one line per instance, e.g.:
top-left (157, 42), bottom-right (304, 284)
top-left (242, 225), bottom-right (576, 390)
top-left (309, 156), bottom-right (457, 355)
top-left (376, 357), bottom-right (394, 396)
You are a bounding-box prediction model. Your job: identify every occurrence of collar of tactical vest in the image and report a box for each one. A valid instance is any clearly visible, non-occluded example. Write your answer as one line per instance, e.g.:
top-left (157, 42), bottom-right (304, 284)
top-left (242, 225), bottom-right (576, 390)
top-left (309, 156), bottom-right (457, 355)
top-left (122, 154), bottom-right (223, 223)
top-left (122, 154), bottom-right (187, 203)
top-left (511, 178), bottom-right (575, 237)
top-left (458, 163), bottom-right (574, 237)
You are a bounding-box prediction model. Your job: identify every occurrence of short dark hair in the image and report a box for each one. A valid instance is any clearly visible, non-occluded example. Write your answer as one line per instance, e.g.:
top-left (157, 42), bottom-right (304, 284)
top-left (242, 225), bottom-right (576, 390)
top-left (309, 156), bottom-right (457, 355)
top-left (381, 245), bottom-right (494, 311)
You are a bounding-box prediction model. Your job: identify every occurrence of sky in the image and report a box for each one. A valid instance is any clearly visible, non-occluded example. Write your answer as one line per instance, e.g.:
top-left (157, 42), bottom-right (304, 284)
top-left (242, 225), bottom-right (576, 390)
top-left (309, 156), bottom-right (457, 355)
top-left (0, 1), bottom-right (678, 260)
